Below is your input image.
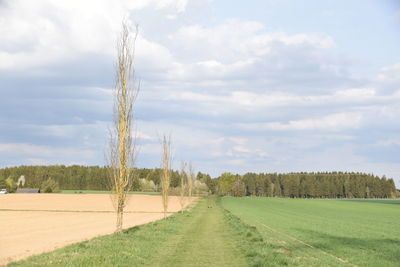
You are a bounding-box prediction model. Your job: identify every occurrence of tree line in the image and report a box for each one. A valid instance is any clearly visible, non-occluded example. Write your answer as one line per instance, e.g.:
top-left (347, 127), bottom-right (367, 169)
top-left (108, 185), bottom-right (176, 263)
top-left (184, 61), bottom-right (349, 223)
top-left (0, 165), bottom-right (211, 193)
top-left (215, 172), bottom-right (397, 198)
top-left (0, 165), bottom-right (397, 198)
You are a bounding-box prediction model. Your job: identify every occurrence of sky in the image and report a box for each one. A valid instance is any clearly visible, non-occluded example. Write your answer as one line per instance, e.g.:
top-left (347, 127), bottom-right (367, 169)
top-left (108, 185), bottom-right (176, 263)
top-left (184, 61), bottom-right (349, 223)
top-left (0, 0), bottom-right (399, 187)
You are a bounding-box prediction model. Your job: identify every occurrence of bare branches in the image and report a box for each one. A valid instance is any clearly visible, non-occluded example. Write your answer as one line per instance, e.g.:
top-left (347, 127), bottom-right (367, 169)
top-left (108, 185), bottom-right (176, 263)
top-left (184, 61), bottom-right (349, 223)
top-left (179, 162), bottom-right (187, 213)
top-left (187, 162), bottom-right (194, 198)
top-left (161, 135), bottom-right (171, 219)
top-left (108, 21), bottom-right (139, 234)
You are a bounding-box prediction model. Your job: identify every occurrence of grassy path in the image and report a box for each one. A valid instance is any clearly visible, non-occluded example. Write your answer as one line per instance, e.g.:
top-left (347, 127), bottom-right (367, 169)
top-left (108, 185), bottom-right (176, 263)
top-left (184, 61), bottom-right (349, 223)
top-left (147, 198), bottom-right (245, 267)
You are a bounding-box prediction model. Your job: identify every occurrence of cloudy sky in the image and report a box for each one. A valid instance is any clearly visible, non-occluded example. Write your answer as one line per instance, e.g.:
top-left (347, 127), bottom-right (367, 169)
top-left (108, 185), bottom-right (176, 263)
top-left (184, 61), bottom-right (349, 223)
top-left (1, 0), bottom-right (399, 186)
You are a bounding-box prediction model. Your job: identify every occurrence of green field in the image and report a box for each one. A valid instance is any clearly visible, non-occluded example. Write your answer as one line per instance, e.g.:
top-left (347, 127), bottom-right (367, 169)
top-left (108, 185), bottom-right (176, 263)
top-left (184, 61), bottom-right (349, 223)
top-left (221, 197), bottom-right (400, 266)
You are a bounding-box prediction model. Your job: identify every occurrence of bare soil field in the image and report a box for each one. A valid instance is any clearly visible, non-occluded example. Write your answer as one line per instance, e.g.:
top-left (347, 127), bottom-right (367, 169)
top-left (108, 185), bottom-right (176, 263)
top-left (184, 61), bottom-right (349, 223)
top-left (0, 194), bottom-right (195, 265)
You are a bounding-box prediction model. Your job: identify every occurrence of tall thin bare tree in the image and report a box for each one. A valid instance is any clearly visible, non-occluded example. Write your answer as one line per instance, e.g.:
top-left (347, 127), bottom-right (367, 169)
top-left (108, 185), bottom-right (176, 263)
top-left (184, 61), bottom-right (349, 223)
top-left (179, 162), bottom-right (187, 213)
top-left (161, 135), bottom-right (171, 219)
top-left (187, 162), bottom-right (194, 198)
top-left (108, 22), bottom-right (139, 234)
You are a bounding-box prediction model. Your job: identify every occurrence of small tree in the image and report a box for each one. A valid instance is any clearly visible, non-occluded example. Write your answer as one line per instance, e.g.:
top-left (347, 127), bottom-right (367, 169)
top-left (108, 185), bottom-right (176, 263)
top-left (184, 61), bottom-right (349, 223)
top-left (0, 176), bottom-right (6, 189)
top-left (40, 178), bottom-right (60, 193)
top-left (232, 178), bottom-right (245, 197)
top-left (139, 178), bottom-right (157, 192)
top-left (108, 21), bottom-right (139, 234)
top-left (187, 162), bottom-right (194, 198)
top-left (217, 172), bottom-right (236, 196)
top-left (161, 135), bottom-right (171, 219)
top-left (179, 162), bottom-right (187, 213)
top-left (5, 177), bottom-right (17, 193)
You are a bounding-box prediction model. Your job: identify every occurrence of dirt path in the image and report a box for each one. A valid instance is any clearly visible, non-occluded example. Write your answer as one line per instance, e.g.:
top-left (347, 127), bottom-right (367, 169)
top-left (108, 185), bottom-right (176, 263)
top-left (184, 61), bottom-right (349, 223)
top-left (0, 194), bottom-right (195, 266)
top-left (147, 198), bottom-right (246, 267)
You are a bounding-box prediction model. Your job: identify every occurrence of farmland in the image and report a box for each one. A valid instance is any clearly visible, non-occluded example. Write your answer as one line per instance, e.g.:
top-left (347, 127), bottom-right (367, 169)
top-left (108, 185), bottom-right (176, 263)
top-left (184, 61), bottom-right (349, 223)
top-left (2, 196), bottom-right (400, 266)
top-left (0, 194), bottom-right (195, 265)
top-left (221, 197), bottom-right (400, 266)
top-left (6, 197), bottom-right (249, 267)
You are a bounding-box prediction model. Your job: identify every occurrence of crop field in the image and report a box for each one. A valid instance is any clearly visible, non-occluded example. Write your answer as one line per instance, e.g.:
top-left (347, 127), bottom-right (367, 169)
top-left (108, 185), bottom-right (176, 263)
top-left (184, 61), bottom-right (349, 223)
top-left (221, 197), bottom-right (400, 266)
top-left (0, 194), bottom-right (195, 265)
top-left (3, 196), bottom-right (399, 266)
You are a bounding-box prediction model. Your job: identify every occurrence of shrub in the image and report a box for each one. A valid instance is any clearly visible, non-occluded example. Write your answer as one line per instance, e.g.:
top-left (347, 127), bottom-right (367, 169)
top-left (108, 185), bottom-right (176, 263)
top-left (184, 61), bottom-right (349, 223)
top-left (40, 178), bottom-right (60, 193)
top-left (139, 178), bottom-right (157, 192)
top-left (193, 180), bottom-right (208, 193)
top-left (5, 177), bottom-right (17, 193)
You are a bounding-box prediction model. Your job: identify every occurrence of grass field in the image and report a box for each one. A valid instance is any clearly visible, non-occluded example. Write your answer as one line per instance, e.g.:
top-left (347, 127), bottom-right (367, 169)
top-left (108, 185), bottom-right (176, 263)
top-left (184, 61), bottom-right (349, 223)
top-left (221, 197), bottom-right (400, 266)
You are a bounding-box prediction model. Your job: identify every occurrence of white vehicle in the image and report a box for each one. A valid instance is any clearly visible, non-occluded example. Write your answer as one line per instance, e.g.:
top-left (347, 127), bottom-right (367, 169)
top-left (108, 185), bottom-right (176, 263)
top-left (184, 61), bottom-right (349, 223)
top-left (0, 189), bottom-right (7, 194)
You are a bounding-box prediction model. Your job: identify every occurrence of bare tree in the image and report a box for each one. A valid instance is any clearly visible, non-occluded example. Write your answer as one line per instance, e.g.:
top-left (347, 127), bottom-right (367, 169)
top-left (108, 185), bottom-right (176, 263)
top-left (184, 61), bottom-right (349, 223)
top-left (108, 22), bottom-right (139, 234)
top-left (187, 162), bottom-right (194, 198)
top-left (161, 135), bottom-right (171, 219)
top-left (179, 162), bottom-right (187, 213)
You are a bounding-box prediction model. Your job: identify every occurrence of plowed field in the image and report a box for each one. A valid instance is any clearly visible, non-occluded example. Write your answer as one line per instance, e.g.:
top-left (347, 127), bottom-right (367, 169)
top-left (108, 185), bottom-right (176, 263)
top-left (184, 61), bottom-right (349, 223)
top-left (0, 194), bottom-right (195, 265)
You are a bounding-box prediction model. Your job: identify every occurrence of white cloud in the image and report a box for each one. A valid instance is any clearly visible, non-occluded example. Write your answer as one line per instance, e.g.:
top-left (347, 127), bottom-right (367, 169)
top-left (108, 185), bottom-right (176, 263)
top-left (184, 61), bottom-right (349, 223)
top-left (0, 143), bottom-right (96, 160)
top-left (0, 0), bottom-right (189, 71)
top-left (0, 0), bottom-right (399, 187)
top-left (170, 19), bottom-right (334, 63)
top-left (236, 112), bottom-right (363, 131)
top-left (374, 137), bottom-right (400, 147)
top-left (376, 63), bottom-right (400, 87)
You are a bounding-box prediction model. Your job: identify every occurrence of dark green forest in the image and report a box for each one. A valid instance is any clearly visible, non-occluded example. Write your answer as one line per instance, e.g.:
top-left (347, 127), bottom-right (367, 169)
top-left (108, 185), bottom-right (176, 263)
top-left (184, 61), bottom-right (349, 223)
top-left (0, 165), bottom-right (397, 198)
top-left (0, 165), bottom-right (182, 191)
top-left (217, 172), bottom-right (397, 198)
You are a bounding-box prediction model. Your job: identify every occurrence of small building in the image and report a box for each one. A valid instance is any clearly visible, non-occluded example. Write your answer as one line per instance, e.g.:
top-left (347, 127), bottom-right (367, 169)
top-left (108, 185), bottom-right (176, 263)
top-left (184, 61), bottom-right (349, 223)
top-left (16, 188), bottom-right (40, 193)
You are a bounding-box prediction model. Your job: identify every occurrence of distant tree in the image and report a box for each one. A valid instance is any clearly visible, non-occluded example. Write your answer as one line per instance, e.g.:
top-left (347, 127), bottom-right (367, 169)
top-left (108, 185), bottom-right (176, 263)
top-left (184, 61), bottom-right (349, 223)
top-left (5, 177), bottom-right (17, 193)
top-left (191, 179), bottom-right (208, 196)
top-left (274, 179), bottom-right (282, 197)
top-left (139, 178), bottom-right (156, 192)
top-left (170, 170), bottom-right (180, 188)
top-left (40, 178), bottom-right (60, 193)
top-left (387, 179), bottom-right (396, 198)
top-left (197, 172), bottom-right (215, 194)
top-left (146, 169), bottom-right (161, 189)
top-left (217, 173), bottom-right (236, 196)
top-left (187, 163), bottom-right (195, 198)
top-left (179, 162), bottom-right (187, 213)
top-left (0, 176), bottom-right (6, 189)
top-left (0, 165), bottom-right (395, 199)
top-left (232, 177), bottom-right (246, 197)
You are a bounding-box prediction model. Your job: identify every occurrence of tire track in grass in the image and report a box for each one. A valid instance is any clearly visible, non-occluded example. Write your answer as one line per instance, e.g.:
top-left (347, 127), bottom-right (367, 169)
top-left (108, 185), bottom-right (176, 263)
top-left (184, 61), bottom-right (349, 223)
top-left (254, 219), bottom-right (358, 267)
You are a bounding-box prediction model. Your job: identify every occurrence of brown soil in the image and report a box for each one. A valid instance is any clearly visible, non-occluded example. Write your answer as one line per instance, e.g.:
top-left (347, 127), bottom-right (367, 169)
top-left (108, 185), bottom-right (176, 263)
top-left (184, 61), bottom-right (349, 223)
top-left (0, 194), bottom-right (195, 265)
